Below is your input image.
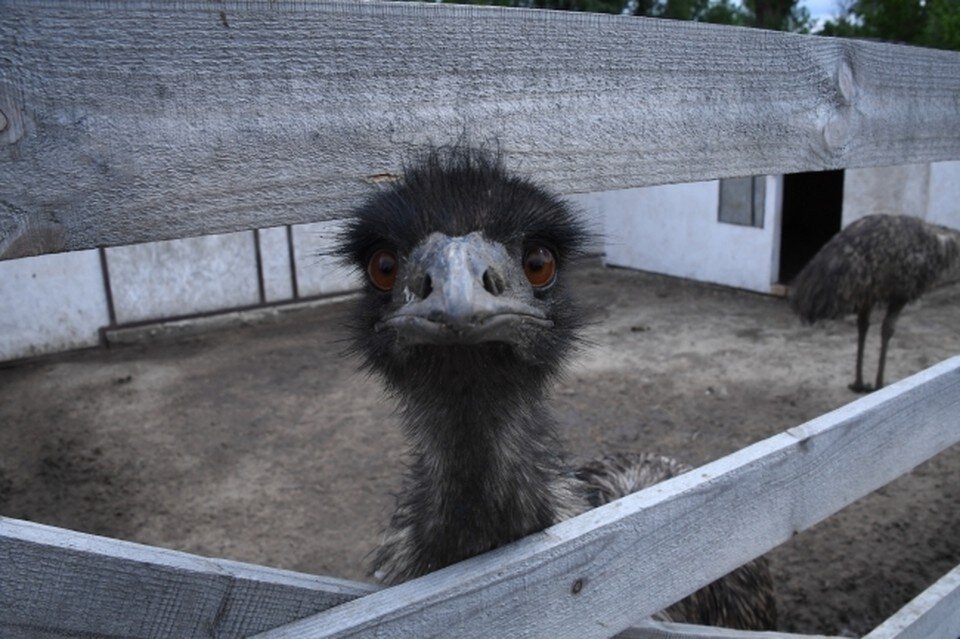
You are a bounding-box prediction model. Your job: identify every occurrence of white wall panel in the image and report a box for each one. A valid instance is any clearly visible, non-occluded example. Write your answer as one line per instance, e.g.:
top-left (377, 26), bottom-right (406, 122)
top-left (0, 250), bottom-right (109, 360)
top-left (842, 163), bottom-right (931, 226)
top-left (257, 227), bottom-right (295, 303)
top-left (106, 232), bottom-right (259, 324)
top-left (292, 221), bottom-right (360, 298)
top-left (927, 161), bottom-right (960, 229)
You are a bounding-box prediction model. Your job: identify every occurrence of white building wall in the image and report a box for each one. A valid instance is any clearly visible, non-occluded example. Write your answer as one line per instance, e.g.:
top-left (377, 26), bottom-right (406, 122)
top-left (562, 193), bottom-right (607, 254)
top-left (0, 250), bottom-right (109, 360)
top-left (842, 163), bottom-right (931, 227)
top-left (591, 177), bottom-right (783, 294)
top-left (926, 161), bottom-right (960, 229)
top-left (840, 160), bottom-right (960, 231)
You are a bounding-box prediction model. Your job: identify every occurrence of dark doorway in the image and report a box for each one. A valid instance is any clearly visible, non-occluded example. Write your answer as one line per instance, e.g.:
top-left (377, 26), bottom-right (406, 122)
top-left (778, 170), bottom-right (844, 284)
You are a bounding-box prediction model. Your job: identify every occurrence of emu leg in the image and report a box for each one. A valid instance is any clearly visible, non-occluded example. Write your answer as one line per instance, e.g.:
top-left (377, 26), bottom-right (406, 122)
top-left (849, 308), bottom-right (872, 393)
top-left (875, 300), bottom-right (906, 390)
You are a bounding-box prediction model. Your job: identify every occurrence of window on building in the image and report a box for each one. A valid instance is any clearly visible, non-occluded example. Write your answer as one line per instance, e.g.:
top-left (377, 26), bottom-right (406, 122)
top-left (718, 176), bottom-right (765, 228)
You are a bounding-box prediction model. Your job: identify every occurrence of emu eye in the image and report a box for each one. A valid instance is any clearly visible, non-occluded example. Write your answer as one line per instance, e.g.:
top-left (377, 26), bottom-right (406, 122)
top-left (523, 245), bottom-right (557, 288)
top-left (367, 249), bottom-right (398, 291)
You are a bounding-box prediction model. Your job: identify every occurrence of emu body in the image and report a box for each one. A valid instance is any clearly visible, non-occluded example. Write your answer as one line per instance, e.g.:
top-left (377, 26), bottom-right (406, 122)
top-left (790, 214), bottom-right (960, 392)
top-left (338, 148), bottom-right (776, 630)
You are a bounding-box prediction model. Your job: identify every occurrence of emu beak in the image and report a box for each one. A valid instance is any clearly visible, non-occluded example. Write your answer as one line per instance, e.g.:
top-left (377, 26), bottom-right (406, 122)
top-left (376, 232), bottom-right (552, 344)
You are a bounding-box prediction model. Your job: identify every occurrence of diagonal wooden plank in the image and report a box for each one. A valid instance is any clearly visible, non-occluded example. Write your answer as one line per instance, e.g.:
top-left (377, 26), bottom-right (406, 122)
top-left (0, 515), bottom-right (848, 639)
top-left (2, 1), bottom-right (960, 258)
top-left (862, 563), bottom-right (960, 639)
top-left (253, 356), bottom-right (960, 639)
top-left (0, 511), bottom-right (853, 639)
top-left (0, 516), bottom-right (852, 639)
top-left (620, 619), bottom-right (845, 639)
top-left (0, 517), bottom-right (378, 639)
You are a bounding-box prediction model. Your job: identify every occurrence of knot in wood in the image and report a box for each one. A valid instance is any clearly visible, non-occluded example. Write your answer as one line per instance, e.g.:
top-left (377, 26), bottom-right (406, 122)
top-left (571, 577), bottom-right (585, 595)
top-left (822, 114), bottom-right (851, 152)
top-left (0, 109), bottom-right (7, 133)
top-left (837, 60), bottom-right (857, 105)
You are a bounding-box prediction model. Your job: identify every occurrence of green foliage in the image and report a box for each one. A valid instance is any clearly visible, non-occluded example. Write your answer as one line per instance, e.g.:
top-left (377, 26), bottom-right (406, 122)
top-left (635, 0), bottom-right (745, 22)
top-left (817, 0), bottom-right (960, 51)
top-left (438, 0), bottom-right (810, 31)
top-left (742, 0), bottom-right (812, 31)
top-left (698, 0), bottom-right (750, 26)
top-left (924, 0), bottom-right (960, 50)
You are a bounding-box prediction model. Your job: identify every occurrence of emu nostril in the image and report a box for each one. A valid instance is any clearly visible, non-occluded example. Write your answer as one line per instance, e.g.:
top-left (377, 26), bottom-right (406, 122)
top-left (482, 269), bottom-right (505, 296)
top-left (421, 274), bottom-right (433, 299)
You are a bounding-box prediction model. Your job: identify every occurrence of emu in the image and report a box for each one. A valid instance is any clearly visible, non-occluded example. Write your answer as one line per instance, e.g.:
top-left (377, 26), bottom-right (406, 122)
top-left (790, 214), bottom-right (960, 393)
top-left (337, 147), bottom-right (776, 629)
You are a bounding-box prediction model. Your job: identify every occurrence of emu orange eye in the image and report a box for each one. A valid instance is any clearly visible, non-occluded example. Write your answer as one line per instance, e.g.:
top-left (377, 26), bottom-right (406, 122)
top-left (367, 249), bottom-right (398, 291)
top-left (523, 245), bottom-right (557, 288)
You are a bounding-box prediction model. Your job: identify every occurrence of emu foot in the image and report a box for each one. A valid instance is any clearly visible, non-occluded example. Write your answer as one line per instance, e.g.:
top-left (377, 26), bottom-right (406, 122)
top-left (848, 381), bottom-right (874, 394)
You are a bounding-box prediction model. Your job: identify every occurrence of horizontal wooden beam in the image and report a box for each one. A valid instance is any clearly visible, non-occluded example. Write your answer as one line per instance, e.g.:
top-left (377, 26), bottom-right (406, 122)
top-left (862, 563), bottom-right (960, 639)
top-left (254, 356), bottom-right (960, 639)
top-left (2, 1), bottom-right (960, 258)
top-left (0, 517), bottom-right (378, 638)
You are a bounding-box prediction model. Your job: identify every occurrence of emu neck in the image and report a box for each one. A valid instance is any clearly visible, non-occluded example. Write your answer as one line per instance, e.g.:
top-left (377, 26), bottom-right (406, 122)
top-left (399, 366), bottom-right (562, 572)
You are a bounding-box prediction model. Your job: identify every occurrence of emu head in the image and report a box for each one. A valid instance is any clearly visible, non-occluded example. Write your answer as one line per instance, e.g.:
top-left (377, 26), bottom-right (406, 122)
top-left (338, 148), bottom-right (587, 405)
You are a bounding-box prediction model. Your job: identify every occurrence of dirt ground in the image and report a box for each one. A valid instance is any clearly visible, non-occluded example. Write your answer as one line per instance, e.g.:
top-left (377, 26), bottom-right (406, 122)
top-left (1, 261), bottom-right (958, 636)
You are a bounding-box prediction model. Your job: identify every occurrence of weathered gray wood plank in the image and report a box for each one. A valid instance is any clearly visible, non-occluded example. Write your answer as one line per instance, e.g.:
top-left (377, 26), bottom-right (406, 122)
top-left (254, 356), bottom-right (960, 639)
top-left (862, 563), bottom-right (960, 639)
top-left (3, 0), bottom-right (960, 258)
top-left (620, 620), bottom-right (844, 639)
top-left (0, 520), bottom-right (837, 639)
top-left (0, 517), bottom-right (378, 639)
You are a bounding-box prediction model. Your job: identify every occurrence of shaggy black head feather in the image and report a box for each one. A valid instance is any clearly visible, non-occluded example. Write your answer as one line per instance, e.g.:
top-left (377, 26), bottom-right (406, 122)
top-left (340, 147), bottom-right (587, 267)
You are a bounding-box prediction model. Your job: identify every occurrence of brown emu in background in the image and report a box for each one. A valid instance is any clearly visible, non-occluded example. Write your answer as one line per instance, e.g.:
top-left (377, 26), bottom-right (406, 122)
top-left (337, 147), bottom-right (776, 630)
top-left (790, 214), bottom-right (960, 392)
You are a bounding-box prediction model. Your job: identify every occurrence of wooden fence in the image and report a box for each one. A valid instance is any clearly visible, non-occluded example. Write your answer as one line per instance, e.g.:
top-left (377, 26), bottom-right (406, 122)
top-left (1, 2), bottom-right (959, 638)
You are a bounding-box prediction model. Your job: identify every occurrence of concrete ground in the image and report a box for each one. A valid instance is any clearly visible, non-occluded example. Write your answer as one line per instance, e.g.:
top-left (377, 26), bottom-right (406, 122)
top-left (1, 261), bottom-right (958, 636)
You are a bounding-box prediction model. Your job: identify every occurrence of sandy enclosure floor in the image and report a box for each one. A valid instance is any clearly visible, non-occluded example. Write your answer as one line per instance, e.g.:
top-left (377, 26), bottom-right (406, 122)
top-left (1, 261), bottom-right (958, 636)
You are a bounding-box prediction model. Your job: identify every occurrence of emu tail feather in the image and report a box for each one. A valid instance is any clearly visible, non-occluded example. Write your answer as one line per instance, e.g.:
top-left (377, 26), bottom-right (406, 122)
top-left (789, 250), bottom-right (853, 324)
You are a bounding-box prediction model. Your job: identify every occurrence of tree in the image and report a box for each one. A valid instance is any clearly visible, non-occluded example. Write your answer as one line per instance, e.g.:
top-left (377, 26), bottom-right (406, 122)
top-left (699, 0), bottom-right (750, 26)
top-left (924, 0), bottom-right (960, 50)
top-left (627, 0), bottom-right (744, 23)
top-left (818, 0), bottom-right (960, 51)
top-left (743, 0), bottom-right (810, 31)
top-left (438, 0), bottom-right (812, 32)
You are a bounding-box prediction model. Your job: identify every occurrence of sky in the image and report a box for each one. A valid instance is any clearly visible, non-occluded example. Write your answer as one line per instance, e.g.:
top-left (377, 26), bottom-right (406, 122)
top-left (798, 0), bottom-right (841, 25)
